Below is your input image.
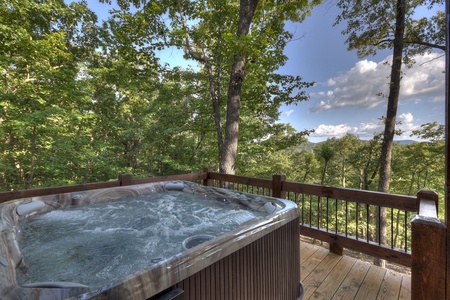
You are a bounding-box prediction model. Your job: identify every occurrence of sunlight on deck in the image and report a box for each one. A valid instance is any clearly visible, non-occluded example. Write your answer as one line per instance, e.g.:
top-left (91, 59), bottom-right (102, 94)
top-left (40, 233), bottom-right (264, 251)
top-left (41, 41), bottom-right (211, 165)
top-left (300, 240), bottom-right (411, 299)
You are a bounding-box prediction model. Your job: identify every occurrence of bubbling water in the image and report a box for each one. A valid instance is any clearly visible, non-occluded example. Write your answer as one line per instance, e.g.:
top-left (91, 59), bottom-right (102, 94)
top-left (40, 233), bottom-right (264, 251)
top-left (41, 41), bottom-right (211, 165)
top-left (16, 191), bottom-right (265, 287)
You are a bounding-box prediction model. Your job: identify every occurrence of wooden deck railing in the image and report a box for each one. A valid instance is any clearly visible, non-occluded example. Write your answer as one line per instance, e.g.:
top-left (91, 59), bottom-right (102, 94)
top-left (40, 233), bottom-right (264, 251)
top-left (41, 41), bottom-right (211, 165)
top-left (203, 170), bottom-right (417, 266)
top-left (0, 172), bottom-right (207, 204)
top-left (0, 168), bottom-right (446, 298)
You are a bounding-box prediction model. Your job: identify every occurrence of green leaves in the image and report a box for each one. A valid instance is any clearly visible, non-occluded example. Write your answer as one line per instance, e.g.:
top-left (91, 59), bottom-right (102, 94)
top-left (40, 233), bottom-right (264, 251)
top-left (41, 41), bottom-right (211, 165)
top-left (0, 0), bottom-right (322, 188)
top-left (335, 0), bottom-right (445, 58)
top-left (0, 0), bottom-right (102, 189)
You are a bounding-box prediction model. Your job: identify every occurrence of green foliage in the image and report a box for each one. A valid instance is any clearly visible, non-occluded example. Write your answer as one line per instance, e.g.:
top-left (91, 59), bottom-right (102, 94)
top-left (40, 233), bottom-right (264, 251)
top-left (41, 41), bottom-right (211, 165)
top-left (0, 1), bottom-right (445, 258)
top-left (0, 0), bottom-right (100, 189)
top-left (0, 0), bottom-right (445, 215)
top-left (334, 0), bottom-right (445, 59)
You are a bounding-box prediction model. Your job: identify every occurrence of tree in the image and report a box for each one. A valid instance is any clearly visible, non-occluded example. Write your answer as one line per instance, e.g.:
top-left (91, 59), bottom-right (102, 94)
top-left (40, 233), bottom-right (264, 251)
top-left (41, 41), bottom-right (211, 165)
top-left (335, 0), bottom-right (444, 266)
top-left (142, 67), bottom-right (219, 174)
top-left (219, 0), bottom-right (259, 175)
top-left (334, 0), bottom-right (445, 190)
top-left (376, 0), bottom-right (406, 267)
top-left (331, 134), bottom-right (363, 187)
top-left (287, 148), bottom-right (320, 183)
top-left (316, 141), bottom-right (335, 185)
top-left (0, 0), bottom-right (99, 189)
top-left (405, 122), bottom-right (445, 193)
top-left (347, 133), bottom-right (383, 191)
top-left (237, 123), bottom-right (309, 178)
top-left (156, 0), bottom-right (318, 174)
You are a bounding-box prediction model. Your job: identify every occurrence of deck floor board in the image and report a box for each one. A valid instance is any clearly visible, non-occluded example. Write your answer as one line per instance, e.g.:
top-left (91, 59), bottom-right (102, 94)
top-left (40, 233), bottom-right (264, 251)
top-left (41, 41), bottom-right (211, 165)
top-left (300, 241), bottom-right (411, 300)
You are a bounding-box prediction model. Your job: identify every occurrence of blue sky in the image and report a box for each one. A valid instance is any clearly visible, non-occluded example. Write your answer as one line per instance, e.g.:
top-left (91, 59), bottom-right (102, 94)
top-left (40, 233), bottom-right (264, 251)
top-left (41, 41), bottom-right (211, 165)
top-left (277, 3), bottom-right (445, 142)
top-left (87, 1), bottom-right (445, 143)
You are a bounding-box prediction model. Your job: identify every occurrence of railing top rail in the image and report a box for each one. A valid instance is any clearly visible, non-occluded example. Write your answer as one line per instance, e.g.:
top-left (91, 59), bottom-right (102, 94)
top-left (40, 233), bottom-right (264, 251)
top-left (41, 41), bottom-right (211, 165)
top-left (0, 181), bottom-right (120, 204)
top-left (205, 172), bottom-right (417, 212)
top-left (207, 171), bottom-right (273, 189)
top-left (131, 172), bottom-right (206, 185)
top-left (283, 181), bottom-right (417, 212)
top-left (1, 170), bottom-right (421, 213)
top-left (0, 172), bottom-right (205, 204)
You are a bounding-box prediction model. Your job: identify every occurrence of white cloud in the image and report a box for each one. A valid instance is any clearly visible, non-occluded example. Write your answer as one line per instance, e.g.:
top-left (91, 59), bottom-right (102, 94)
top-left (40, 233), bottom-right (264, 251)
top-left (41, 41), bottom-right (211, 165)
top-left (310, 53), bottom-right (445, 113)
top-left (396, 112), bottom-right (420, 138)
top-left (432, 95), bottom-right (445, 103)
top-left (398, 112), bottom-right (413, 124)
top-left (355, 59), bottom-right (378, 73)
top-left (311, 112), bottom-right (421, 141)
top-left (284, 109), bottom-right (294, 117)
top-left (313, 124), bottom-right (352, 137)
top-left (359, 122), bottom-right (382, 131)
top-left (401, 53), bottom-right (445, 100)
top-left (354, 121), bottom-right (385, 138)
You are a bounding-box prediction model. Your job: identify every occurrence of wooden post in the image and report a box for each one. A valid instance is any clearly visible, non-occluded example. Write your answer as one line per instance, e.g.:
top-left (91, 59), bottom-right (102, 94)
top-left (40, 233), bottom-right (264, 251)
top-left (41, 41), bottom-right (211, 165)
top-left (272, 174), bottom-right (286, 199)
top-left (411, 190), bottom-right (446, 300)
top-left (445, 1), bottom-right (450, 298)
top-left (416, 190), bottom-right (439, 215)
top-left (119, 174), bottom-right (132, 186)
top-left (329, 242), bottom-right (344, 256)
top-left (203, 167), bottom-right (214, 187)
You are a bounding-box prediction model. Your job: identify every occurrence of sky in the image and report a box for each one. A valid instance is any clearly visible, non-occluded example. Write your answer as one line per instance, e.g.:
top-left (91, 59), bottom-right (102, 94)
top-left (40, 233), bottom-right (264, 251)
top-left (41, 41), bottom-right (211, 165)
top-left (276, 2), bottom-right (446, 143)
top-left (87, 1), bottom-right (446, 143)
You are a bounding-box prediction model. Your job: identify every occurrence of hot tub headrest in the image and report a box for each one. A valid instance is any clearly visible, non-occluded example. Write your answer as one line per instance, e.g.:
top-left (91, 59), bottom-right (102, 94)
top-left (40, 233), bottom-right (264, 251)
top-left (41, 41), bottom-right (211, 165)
top-left (16, 201), bottom-right (45, 216)
top-left (164, 182), bottom-right (185, 191)
top-left (264, 202), bottom-right (277, 214)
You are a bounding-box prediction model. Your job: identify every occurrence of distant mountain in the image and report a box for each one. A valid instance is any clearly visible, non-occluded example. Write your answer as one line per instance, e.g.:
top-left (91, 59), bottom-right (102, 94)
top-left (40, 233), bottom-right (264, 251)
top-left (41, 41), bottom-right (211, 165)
top-left (305, 139), bottom-right (417, 147)
top-left (395, 140), bottom-right (416, 145)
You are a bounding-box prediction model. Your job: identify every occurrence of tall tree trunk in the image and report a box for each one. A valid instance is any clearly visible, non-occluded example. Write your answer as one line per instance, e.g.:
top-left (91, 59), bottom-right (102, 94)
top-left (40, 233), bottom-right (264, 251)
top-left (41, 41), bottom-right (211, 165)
top-left (28, 124), bottom-right (37, 189)
top-left (177, 0), bottom-right (259, 174)
top-left (342, 162), bottom-right (346, 188)
top-left (219, 0), bottom-right (259, 174)
top-left (376, 0), bottom-right (406, 267)
top-left (177, 0), bottom-right (224, 165)
top-left (320, 160), bottom-right (328, 185)
top-left (302, 171), bottom-right (309, 183)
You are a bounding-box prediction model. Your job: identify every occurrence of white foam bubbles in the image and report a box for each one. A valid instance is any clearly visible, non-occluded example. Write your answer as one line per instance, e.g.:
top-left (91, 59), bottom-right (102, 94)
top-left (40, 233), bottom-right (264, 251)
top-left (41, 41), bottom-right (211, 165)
top-left (16, 190), bottom-right (266, 287)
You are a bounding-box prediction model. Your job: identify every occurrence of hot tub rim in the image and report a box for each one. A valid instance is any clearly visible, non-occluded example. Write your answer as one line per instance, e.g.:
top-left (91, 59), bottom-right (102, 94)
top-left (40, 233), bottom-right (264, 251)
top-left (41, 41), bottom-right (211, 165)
top-left (0, 181), bottom-right (300, 299)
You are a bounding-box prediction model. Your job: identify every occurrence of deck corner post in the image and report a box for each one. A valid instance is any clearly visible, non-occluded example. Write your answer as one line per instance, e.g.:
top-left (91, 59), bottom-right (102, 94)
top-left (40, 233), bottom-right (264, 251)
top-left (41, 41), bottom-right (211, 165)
top-left (119, 174), bottom-right (132, 186)
top-left (203, 167), bottom-right (214, 187)
top-left (411, 192), bottom-right (446, 300)
top-left (416, 189), bottom-right (439, 214)
top-left (272, 174), bottom-right (286, 199)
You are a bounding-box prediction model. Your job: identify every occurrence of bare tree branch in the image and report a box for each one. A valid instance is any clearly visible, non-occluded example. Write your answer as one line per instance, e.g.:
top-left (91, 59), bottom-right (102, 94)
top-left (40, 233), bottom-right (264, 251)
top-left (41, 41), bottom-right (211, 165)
top-left (176, 0), bottom-right (208, 63)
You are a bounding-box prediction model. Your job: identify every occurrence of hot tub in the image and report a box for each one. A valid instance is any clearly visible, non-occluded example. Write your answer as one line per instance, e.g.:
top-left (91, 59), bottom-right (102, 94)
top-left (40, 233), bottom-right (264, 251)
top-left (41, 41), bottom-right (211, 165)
top-left (0, 181), bottom-right (300, 299)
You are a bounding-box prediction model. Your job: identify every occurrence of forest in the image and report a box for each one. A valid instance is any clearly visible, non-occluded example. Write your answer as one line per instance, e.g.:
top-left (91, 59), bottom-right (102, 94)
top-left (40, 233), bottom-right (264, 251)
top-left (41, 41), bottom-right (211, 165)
top-left (0, 0), bottom-right (446, 212)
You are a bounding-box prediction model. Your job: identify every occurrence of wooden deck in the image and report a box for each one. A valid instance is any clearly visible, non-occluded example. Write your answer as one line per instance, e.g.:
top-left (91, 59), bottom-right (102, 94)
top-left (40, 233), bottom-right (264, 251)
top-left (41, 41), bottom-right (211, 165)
top-left (300, 241), bottom-right (411, 299)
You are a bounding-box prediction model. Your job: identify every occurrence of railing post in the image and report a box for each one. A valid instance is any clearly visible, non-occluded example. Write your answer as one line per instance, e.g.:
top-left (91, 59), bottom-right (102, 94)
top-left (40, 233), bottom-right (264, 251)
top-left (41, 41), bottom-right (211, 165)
top-left (411, 190), bottom-right (446, 300)
top-left (119, 174), bottom-right (132, 186)
top-left (329, 242), bottom-right (344, 256)
top-left (272, 174), bottom-right (286, 199)
top-left (203, 167), bottom-right (214, 187)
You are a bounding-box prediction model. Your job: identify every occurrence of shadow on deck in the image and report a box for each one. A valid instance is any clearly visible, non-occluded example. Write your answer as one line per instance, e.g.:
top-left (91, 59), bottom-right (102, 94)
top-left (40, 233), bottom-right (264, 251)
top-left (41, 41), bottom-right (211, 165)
top-left (300, 239), bottom-right (411, 299)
